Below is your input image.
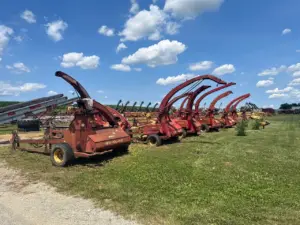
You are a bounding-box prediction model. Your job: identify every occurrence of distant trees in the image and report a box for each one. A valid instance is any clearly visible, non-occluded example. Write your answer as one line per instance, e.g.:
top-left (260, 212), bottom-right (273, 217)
top-left (279, 103), bottom-right (300, 110)
top-left (0, 101), bottom-right (20, 108)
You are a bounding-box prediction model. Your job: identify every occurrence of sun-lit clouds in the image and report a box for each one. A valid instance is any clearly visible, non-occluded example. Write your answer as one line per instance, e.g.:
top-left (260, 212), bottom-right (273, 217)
top-left (266, 87), bottom-right (293, 94)
top-left (45, 20), bottom-right (68, 42)
top-left (116, 43), bottom-right (127, 53)
top-left (156, 73), bottom-right (195, 85)
top-left (110, 64), bottom-right (131, 72)
top-left (60, 52), bottom-right (100, 69)
top-left (20, 10), bottom-right (36, 23)
top-left (189, 61), bottom-right (213, 71)
top-left (256, 79), bottom-right (274, 88)
top-left (0, 81), bottom-right (46, 96)
top-left (120, 5), bottom-right (167, 41)
top-left (164, 0), bottom-right (224, 20)
top-left (122, 39), bottom-right (186, 67)
top-left (6, 62), bottom-right (30, 74)
top-left (130, 0), bottom-right (140, 14)
top-left (289, 78), bottom-right (300, 86)
top-left (212, 64), bottom-right (235, 76)
top-left (165, 21), bottom-right (180, 35)
top-left (269, 93), bottom-right (287, 99)
top-left (134, 68), bottom-right (142, 72)
top-left (263, 104), bottom-right (274, 108)
top-left (47, 90), bottom-right (58, 96)
top-left (0, 25), bottom-right (14, 56)
top-left (258, 65), bottom-right (286, 76)
top-left (98, 25), bottom-right (115, 37)
top-left (282, 28), bottom-right (291, 35)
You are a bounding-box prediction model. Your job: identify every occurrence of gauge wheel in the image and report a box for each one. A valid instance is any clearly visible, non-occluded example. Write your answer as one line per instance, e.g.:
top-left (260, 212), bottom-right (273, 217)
top-left (147, 134), bottom-right (162, 147)
top-left (50, 143), bottom-right (74, 167)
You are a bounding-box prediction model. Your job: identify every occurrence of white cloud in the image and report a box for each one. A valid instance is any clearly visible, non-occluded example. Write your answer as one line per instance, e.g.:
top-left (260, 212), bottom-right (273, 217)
top-left (266, 87), bottom-right (292, 94)
top-left (116, 43), bottom-right (127, 53)
top-left (0, 58), bottom-right (2, 62)
top-left (122, 39), bottom-right (186, 67)
top-left (296, 50), bottom-right (300, 53)
top-left (258, 65), bottom-right (286, 76)
top-left (61, 52), bottom-right (100, 69)
top-left (256, 79), bottom-right (274, 87)
top-left (156, 73), bottom-right (195, 85)
top-left (269, 93), bottom-right (287, 99)
top-left (293, 71), bottom-right (300, 77)
top-left (97, 90), bottom-right (104, 93)
top-left (120, 5), bottom-right (167, 41)
top-left (47, 90), bottom-right (58, 96)
top-left (0, 81), bottom-right (46, 96)
top-left (189, 60), bottom-right (213, 71)
top-left (212, 64), bottom-right (235, 76)
top-left (20, 10), bottom-right (36, 23)
top-left (282, 28), bottom-right (291, 35)
top-left (166, 22), bottom-right (180, 35)
top-left (130, 0), bottom-right (140, 14)
top-left (0, 25), bottom-right (14, 56)
top-left (288, 88), bottom-right (300, 99)
top-left (98, 25), bottom-right (115, 37)
top-left (14, 36), bottom-right (23, 43)
top-left (104, 96), bottom-right (108, 99)
top-left (6, 62), bottom-right (30, 73)
top-left (287, 63), bottom-right (300, 73)
top-left (263, 104), bottom-right (274, 108)
top-left (164, 0), bottom-right (224, 19)
top-left (289, 78), bottom-right (300, 86)
top-left (134, 67), bottom-right (142, 72)
top-left (45, 20), bottom-right (68, 42)
top-left (110, 64), bottom-right (131, 72)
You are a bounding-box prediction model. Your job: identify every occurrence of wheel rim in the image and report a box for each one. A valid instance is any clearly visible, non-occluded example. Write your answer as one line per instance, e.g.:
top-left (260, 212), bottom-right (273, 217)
top-left (148, 137), bottom-right (157, 146)
top-left (54, 149), bottom-right (64, 163)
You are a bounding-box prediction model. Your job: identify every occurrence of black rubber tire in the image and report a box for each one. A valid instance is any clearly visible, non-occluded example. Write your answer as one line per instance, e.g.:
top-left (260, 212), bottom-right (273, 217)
top-left (50, 143), bottom-right (74, 167)
top-left (201, 124), bottom-right (210, 132)
top-left (178, 129), bottom-right (187, 140)
top-left (147, 134), bottom-right (162, 147)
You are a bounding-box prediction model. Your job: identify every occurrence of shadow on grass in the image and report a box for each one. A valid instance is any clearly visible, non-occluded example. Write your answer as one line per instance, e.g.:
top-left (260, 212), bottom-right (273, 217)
top-left (72, 150), bottom-right (129, 168)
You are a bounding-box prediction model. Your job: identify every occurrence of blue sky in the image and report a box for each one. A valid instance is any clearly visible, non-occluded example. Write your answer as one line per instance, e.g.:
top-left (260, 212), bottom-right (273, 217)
top-left (1, 0), bottom-right (300, 108)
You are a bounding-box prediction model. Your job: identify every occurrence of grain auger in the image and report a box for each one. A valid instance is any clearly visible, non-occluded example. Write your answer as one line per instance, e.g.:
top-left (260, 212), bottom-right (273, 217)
top-left (11, 71), bottom-right (131, 167)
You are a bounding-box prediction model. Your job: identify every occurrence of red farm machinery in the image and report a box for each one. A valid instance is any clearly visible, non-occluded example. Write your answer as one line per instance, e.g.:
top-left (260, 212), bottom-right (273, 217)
top-left (11, 71), bottom-right (131, 167)
top-left (221, 93), bottom-right (251, 127)
top-left (192, 82), bottom-right (236, 131)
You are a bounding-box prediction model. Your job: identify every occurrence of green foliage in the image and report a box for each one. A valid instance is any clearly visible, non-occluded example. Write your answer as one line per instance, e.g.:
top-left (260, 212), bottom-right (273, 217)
top-left (0, 101), bottom-right (20, 108)
top-left (251, 119), bottom-right (261, 130)
top-left (280, 102), bottom-right (300, 110)
top-left (236, 120), bottom-right (247, 136)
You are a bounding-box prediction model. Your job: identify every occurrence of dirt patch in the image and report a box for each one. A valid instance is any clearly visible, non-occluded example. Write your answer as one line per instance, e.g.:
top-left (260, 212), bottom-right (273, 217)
top-left (0, 161), bottom-right (139, 225)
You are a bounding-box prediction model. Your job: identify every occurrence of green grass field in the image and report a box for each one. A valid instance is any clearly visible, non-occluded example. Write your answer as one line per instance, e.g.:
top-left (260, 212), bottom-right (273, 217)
top-left (0, 124), bottom-right (17, 135)
top-left (0, 115), bottom-right (300, 225)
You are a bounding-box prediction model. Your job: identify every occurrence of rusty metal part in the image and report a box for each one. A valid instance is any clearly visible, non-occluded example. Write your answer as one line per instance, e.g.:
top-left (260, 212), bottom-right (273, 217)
top-left (12, 71), bottom-right (131, 166)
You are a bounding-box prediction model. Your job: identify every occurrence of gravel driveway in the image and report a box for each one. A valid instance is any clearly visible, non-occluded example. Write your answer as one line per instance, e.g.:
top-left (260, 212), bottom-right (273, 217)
top-left (0, 161), bottom-right (139, 225)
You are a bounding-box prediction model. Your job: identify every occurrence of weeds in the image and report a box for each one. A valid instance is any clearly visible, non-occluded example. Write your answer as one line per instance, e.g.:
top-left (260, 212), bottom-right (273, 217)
top-left (236, 120), bottom-right (247, 136)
